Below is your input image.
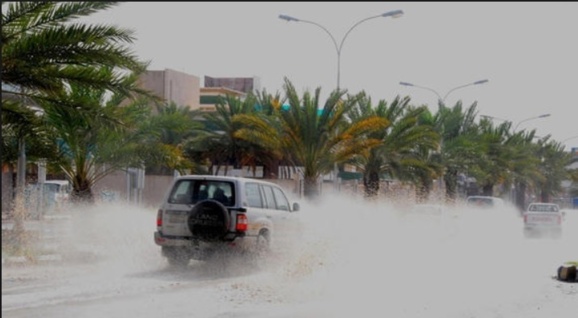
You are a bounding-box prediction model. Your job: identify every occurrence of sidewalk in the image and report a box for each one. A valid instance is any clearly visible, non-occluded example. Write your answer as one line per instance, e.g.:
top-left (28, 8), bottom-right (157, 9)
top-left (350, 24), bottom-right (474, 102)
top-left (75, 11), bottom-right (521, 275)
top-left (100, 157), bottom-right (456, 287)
top-left (2, 214), bottom-right (72, 266)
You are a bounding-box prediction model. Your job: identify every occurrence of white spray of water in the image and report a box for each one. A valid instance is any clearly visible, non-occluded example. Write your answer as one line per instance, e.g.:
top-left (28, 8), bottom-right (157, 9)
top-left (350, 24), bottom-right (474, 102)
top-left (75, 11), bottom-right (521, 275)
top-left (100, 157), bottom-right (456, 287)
top-left (4, 195), bottom-right (577, 317)
top-left (214, 194), bottom-right (578, 317)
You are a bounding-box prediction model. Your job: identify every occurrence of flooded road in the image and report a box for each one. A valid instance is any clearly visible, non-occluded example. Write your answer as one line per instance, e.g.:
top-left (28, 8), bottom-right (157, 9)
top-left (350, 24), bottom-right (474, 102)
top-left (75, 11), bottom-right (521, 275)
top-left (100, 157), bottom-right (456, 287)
top-left (2, 197), bottom-right (577, 318)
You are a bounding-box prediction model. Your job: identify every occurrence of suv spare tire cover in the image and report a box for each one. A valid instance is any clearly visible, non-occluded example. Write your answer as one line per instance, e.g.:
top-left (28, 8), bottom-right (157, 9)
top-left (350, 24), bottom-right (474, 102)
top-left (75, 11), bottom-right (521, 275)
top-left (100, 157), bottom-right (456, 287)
top-left (188, 199), bottom-right (230, 241)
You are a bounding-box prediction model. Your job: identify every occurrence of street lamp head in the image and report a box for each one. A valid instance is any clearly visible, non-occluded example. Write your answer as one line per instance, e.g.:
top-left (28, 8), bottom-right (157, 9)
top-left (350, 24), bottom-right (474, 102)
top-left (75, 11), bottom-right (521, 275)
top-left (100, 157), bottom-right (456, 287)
top-left (382, 10), bottom-right (404, 19)
top-left (279, 14), bottom-right (299, 22)
top-left (538, 113), bottom-right (551, 118)
top-left (399, 81), bottom-right (414, 87)
top-left (474, 79), bottom-right (489, 85)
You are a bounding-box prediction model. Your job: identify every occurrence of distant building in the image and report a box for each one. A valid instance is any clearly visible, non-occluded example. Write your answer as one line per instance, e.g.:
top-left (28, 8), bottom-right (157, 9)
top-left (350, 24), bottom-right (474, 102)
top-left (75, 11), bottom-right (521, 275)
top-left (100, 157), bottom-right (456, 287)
top-left (138, 68), bottom-right (200, 110)
top-left (204, 76), bottom-right (261, 94)
top-left (199, 87), bottom-right (247, 112)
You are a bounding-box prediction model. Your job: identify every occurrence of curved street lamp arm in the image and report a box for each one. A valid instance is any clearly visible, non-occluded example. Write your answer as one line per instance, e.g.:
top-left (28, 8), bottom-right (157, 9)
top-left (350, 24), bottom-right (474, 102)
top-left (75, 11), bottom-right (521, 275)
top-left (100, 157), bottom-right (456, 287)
top-left (442, 79), bottom-right (489, 103)
top-left (514, 114), bottom-right (551, 132)
top-left (338, 14), bottom-right (383, 54)
top-left (298, 19), bottom-right (340, 54)
top-left (399, 82), bottom-right (443, 103)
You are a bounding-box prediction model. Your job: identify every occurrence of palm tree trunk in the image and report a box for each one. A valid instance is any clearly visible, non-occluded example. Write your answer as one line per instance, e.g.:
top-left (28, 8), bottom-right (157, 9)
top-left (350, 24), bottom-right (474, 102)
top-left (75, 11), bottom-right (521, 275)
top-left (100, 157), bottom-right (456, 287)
top-left (13, 137), bottom-right (27, 245)
top-left (540, 190), bottom-right (550, 203)
top-left (444, 168), bottom-right (458, 202)
top-left (71, 177), bottom-right (94, 204)
top-left (303, 177), bottom-right (320, 199)
top-left (363, 171), bottom-right (380, 198)
top-left (416, 176), bottom-right (432, 202)
top-left (264, 158), bottom-right (279, 179)
top-left (515, 181), bottom-right (527, 212)
top-left (482, 184), bottom-right (494, 197)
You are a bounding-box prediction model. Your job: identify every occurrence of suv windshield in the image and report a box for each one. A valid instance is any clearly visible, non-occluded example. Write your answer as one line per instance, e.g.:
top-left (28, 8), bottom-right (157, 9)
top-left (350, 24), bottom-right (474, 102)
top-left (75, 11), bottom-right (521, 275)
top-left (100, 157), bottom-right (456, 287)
top-left (168, 180), bottom-right (235, 206)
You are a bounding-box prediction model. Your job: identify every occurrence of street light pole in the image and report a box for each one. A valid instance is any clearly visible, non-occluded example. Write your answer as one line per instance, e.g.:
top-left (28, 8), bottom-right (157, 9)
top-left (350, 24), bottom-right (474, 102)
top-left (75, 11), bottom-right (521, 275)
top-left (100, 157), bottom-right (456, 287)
top-left (399, 79), bottom-right (489, 105)
top-left (513, 113), bottom-right (551, 132)
top-left (280, 10), bottom-right (404, 190)
top-left (279, 10), bottom-right (404, 90)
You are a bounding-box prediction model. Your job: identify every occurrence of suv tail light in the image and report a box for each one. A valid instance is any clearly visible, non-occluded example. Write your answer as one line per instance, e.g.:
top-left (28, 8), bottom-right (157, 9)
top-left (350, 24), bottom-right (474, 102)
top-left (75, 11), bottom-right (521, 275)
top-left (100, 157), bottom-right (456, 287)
top-left (523, 213), bottom-right (527, 223)
top-left (557, 215), bottom-right (562, 225)
top-left (236, 214), bottom-right (248, 232)
top-left (157, 209), bottom-right (163, 227)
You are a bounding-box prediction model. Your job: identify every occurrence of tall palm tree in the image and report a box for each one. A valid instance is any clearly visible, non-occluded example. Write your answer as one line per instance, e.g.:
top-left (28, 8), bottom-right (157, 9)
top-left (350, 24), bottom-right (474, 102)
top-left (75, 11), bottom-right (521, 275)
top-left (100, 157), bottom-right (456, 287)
top-left (434, 102), bottom-right (482, 201)
top-left (38, 84), bottom-right (149, 203)
top-left (533, 137), bottom-right (572, 203)
top-left (346, 94), bottom-right (440, 199)
top-left (471, 119), bottom-right (515, 197)
top-left (509, 131), bottom-right (542, 211)
top-left (234, 78), bottom-right (387, 199)
top-left (2, 1), bottom-right (150, 200)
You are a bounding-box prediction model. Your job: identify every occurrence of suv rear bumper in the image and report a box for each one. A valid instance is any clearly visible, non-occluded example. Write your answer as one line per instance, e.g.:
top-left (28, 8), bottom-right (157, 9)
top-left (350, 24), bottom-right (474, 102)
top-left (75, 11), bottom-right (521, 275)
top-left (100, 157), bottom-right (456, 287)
top-left (154, 231), bottom-right (252, 248)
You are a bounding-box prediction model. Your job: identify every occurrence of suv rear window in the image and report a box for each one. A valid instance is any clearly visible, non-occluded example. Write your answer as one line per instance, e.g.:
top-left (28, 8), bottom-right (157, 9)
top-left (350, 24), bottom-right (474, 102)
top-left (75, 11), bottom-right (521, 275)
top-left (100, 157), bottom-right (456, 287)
top-left (168, 180), bottom-right (235, 206)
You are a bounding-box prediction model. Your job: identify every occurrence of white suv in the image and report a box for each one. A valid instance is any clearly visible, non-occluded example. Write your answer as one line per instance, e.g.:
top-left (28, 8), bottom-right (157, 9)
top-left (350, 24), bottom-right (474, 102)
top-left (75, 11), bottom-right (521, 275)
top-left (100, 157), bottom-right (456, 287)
top-left (154, 175), bottom-right (301, 266)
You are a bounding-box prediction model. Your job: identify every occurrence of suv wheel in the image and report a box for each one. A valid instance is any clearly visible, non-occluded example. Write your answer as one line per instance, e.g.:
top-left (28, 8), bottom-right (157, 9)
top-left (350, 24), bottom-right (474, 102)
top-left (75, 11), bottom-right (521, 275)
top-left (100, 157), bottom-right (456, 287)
top-left (187, 200), bottom-right (230, 241)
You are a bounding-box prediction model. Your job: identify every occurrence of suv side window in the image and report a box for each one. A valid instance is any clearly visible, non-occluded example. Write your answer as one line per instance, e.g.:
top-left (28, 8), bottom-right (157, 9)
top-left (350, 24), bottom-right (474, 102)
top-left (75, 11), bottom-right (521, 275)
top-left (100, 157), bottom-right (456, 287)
top-left (245, 183), bottom-right (263, 208)
top-left (272, 187), bottom-right (290, 211)
top-left (262, 185), bottom-right (276, 210)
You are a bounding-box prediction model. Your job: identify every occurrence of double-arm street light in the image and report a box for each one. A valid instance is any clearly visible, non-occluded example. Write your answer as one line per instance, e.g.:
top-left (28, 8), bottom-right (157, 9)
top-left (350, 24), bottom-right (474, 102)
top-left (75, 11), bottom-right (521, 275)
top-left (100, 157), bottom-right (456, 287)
top-left (279, 9), bottom-right (404, 90)
top-left (280, 10), bottom-right (403, 190)
top-left (399, 79), bottom-right (489, 106)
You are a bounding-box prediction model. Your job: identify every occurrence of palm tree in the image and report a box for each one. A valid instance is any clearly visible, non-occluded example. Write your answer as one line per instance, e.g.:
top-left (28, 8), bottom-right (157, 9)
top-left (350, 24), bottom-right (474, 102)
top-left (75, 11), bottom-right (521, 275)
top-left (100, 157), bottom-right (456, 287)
top-left (2, 1), bottom-right (150, 198)
top-left (234, 78), bottom-right (387, 199)
top-left (434, 102), bottom-right (482, 202)
top-left (509, 131), bottom-right (542, 212)
top-left (471, 119), bottom-right (515, 197)
top-left (346, 94), bottom-right (440, 199)
top-left (187, 93), bottom-right (262, 176)
top-left (143, 101), bottom-right (205, 175)
top-left (38, 83), bottom-right (151, 203)
top-left (533, 137), bottom-right (572, 203)
top-left (1, 2), bottom-right (148, 105)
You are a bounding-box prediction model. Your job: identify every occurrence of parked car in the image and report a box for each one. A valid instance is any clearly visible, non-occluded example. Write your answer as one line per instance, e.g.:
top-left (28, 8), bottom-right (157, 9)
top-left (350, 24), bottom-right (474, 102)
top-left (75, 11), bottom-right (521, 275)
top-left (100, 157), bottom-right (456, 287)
top-left (154, 175), bottom-right (301, 266)
top-left (523, 202), bottom-right (564, 238)
top-left (466, 196), bottom-right (505, 209)
top-left (43, 180), bottom-right (71, 209)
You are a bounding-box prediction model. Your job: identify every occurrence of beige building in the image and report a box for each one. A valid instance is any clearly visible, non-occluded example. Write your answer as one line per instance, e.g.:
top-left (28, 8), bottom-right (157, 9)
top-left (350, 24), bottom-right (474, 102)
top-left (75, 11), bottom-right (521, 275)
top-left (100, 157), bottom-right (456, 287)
top-left (204, 75), bottom-right (261, 94)
top-left (198, 87), bottom-right (247, 112)
top-left (138, 68), bottom-right (200, 110)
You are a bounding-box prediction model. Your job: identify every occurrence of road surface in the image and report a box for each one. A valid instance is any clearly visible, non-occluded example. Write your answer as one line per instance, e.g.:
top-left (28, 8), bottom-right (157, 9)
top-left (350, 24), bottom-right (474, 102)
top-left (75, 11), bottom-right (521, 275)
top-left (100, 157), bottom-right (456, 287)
top-left (2, 198), bottom-right (577, 317)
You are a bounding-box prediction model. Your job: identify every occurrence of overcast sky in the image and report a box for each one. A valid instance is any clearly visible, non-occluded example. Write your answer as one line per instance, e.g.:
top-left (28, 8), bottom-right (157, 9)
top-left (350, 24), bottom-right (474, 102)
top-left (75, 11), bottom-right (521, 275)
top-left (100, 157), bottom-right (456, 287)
top-left (84, 2), bottom-right (578, 150)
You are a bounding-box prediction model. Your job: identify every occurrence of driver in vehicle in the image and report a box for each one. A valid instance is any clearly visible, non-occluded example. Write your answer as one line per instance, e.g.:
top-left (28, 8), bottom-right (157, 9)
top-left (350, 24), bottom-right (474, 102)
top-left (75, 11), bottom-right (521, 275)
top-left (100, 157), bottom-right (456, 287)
top-left (212, 187), bottom-right (229, 205)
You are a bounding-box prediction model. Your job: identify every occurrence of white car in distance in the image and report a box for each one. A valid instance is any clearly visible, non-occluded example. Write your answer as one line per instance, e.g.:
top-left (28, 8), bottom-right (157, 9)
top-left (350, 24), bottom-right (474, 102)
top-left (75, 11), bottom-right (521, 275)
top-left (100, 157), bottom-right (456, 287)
top-left (523, 202), bottom-right (564, 239)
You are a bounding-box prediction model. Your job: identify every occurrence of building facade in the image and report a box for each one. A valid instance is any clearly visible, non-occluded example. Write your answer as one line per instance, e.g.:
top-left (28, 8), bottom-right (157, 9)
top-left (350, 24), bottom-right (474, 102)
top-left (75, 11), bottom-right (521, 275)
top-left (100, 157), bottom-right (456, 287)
top-left (138, 68), bottom-right (200, 110)
top-left (204, 75), bottom-right (261, 94)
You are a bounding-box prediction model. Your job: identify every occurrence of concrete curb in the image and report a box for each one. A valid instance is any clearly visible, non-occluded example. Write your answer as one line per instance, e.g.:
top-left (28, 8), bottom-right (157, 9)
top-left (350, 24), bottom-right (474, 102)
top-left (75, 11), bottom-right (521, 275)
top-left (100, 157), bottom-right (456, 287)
top-left (2, 254), bottom-right (63, 266)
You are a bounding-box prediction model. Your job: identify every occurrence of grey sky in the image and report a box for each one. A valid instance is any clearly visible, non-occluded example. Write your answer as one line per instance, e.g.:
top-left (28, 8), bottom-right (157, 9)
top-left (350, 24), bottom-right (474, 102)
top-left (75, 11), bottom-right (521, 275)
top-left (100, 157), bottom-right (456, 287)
top-left (84, 2), bottom-right (578, 150)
